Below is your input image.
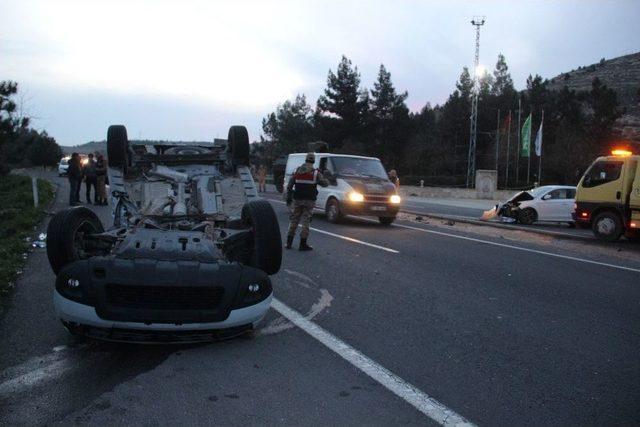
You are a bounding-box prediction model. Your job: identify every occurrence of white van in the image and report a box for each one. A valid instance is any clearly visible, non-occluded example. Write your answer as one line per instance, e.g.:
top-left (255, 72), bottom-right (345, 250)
top-left (284, 153), bottom-right (401, 225)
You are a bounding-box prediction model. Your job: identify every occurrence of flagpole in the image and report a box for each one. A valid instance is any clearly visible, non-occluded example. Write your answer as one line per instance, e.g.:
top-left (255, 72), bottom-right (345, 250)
top-left (516, 96), bottom-right (521, 186)
top-left (495, 109), bottom-right (501, 171)
top-left (505, 110), bottom-right (511, 188)
top-left (527, 112), bottom-right (532, 185)
top-left (538, 109), bottom-right (544, 184)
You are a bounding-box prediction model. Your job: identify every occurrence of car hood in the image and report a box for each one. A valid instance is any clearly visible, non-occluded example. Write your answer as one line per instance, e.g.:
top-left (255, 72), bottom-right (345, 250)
top-left (341, 177), bottom-right (396, 195)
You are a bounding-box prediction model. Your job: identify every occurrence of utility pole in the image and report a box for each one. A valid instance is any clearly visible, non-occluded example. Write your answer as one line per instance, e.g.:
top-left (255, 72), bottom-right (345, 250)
top-left (466, 16), bottom-right (485, 188)
top-left (516, 96), bottom-right (521, 186)
top-left (505, 110), bottom-right (512, 188)
top-left (527, 112), bottom-right (533, 185)
top-left (495, 108), bottom-right (501, 171)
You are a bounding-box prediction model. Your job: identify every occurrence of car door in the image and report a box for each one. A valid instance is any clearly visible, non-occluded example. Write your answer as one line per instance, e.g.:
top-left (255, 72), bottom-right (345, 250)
top-left (539, 189), bottom-right (568, 221)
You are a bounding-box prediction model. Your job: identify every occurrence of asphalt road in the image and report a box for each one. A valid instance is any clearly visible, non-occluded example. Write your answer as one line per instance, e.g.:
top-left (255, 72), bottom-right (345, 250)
top-left (1, 172), bottom-right (639, 426)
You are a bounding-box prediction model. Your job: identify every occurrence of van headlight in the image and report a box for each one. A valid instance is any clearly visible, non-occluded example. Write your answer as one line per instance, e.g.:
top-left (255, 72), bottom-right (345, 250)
top-left (348, 191), bottom-right (364, 202)
top-left (390, 195), bottom-right (401, 204)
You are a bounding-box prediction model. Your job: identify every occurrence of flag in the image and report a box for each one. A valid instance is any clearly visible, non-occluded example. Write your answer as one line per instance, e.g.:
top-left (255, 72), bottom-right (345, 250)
top-left (521, 114), bottom-right (531, 157)
top-left (534, 117), bottom-right (543, 156)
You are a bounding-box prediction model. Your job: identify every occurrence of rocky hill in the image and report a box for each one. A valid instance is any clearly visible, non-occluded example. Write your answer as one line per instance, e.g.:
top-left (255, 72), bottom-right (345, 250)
top-left (547, 52), bottom-right (640, 143)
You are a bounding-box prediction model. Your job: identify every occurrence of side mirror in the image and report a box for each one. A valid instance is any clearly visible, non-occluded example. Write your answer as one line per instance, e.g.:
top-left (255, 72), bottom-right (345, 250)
top-left (542, 194), bottom-right (552, 200)
top-left (323, 171), bottom-right (337, 185)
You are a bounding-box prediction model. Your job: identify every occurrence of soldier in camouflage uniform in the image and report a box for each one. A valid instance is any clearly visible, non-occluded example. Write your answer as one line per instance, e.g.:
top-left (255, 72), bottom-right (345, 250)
top-left (285, 152), bottom-right (329, 251)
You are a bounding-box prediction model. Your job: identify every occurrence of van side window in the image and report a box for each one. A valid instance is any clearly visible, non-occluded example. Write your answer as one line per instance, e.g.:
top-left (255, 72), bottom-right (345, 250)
top-left (319, 157), bottom-right (335, 174)
top-left (583, 161), bottom-right (623, 188)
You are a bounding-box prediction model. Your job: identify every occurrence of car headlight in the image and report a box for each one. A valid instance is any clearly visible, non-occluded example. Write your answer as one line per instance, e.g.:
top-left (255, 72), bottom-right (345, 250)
top-left (348, 191), bottom-right (364, 202)
top-left (389, 195), bottom-right (401, 204)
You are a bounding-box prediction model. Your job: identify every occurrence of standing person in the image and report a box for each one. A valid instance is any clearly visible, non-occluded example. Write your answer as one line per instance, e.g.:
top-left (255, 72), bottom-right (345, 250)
top-left (285, 153), bottom-right (328, 251)
top-left (67, 153), bottom-right (82, 206)
top-left (257, 164), bottom-right (267, 193)
top-left (84, 153), bottom-right (97, 204)
top-left (95, 153), bottom-right (108, 205)
top-left (388, 169), bottom-right (400, 192)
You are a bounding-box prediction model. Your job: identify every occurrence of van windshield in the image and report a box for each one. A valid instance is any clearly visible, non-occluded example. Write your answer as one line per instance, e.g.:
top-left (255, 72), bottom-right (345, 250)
top-left (332, 157), bottom-right (388, 180)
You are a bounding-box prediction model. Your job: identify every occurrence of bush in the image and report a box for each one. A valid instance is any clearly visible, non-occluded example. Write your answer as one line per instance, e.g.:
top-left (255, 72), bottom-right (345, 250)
top-left (0, 175), bottom-right (54, 295)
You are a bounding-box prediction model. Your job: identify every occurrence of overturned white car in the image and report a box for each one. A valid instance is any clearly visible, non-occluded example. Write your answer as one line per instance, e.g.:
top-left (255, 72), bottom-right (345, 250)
top-left (46, 125), bottom-right (281, 343)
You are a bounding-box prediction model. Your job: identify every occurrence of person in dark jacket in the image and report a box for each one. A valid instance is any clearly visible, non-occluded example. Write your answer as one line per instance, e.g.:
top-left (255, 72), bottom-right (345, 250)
top-left (84, 153), bottom-right (97, 204)
top-left (95, 153), bottom-right (108, 205)
top-left (67, 153), bottom-right (82, 206)
top-left (285, 152), bottom-right (328, 251)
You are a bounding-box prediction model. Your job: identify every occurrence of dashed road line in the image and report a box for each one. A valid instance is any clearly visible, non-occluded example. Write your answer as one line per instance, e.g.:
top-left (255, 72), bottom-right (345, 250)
top-left (309, 227), bottom-right (399, 253)
top-left (267, 198), bottom-right (399, 253)
top-left (271, 298), bottom-right (475, 426)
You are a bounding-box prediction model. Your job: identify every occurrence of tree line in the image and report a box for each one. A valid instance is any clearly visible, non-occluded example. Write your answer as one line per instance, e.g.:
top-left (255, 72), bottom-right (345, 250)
top-left (255, 55), bottom-right (622, 188)
top-left (0, 81), bottom-right (63, 175)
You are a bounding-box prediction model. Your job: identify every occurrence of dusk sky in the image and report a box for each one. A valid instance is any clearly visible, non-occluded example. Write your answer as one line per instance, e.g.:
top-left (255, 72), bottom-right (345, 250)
top-left (2, 0), bottom-right (639, 146)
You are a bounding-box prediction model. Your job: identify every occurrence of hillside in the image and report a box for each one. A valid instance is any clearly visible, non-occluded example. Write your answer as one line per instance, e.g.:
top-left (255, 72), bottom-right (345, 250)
top-left (547, 52), bottom-right (640, 142)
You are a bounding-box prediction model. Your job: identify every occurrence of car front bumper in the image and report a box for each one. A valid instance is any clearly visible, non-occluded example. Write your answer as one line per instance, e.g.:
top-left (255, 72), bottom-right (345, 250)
top-left (340, 202), bottom-right (400, 217)
top-left (55, 290), bottom-right (272, 340)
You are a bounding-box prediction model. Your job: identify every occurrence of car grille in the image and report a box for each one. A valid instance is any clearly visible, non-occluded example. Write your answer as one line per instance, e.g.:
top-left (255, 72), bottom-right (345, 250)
top-left (364, 194), bottom-right (389, 202)
top-left (105, 284), bottom-right (225, 310)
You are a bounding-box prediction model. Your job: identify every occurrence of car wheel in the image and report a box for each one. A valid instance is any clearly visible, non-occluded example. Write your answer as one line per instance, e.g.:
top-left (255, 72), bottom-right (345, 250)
top-left (228, 126), bottom-right (250, 166)
top-left (107, 125), bottom-right (129, 170)
top-left (379, 216), bottom-right (395, 226)
top-left (592, 211), bottom-right (623, 242)
top-left (325, 198), bottom-right (342, 223)
top-left (242, 199), bottom-right (282, 275)
top-left (517, 208), bottom-right (537, 225)
top-left (46, 207), bottom-right (105, 274)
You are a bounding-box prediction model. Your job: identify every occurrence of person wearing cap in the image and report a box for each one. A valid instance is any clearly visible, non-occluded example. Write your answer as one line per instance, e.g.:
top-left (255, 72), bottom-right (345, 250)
top-left (285, 152), bottom-right (328, 250)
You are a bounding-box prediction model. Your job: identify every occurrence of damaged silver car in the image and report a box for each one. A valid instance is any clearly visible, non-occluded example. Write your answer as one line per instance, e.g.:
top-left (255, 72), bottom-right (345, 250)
top-left (46, 125), bottom-right (282, 343)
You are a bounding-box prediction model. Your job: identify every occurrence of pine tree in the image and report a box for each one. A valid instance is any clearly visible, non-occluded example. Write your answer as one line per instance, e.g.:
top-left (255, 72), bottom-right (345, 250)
top-left (456, 67), bottom-right (473, 102)
top-left (316, 55), bottom-right (369, 128)
top-left (491, 54), bottom-right (514, 97)
top-left (370, 64), bottom-right (408, 120)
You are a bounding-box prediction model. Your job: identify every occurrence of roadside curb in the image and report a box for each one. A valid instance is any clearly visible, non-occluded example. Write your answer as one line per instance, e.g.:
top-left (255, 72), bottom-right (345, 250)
top-left (400, 209), bottom-right (596, 242)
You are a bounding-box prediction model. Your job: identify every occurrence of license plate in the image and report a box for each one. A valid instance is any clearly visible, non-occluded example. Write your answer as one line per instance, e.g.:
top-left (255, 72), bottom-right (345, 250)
top-left (371, 206), bottom-right (387, 211)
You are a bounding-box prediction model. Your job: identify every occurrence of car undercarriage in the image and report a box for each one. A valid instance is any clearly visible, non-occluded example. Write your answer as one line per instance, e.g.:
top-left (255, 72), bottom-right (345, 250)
top-left (47, 125), bottom-right (282, 342)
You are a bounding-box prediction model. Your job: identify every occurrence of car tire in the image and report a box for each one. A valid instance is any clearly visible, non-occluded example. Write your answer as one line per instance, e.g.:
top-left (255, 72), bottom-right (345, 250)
top-left (518, 208), bottom-right (537, 225)
top-left (325, 198), bottom-right (342, 223)
top-left (592, 211), bottom-right (623, 242)
top-left (228, 126), bottom-right (250, 166)
top-left (242, 199), bottom-right (282, 275)
top-left (107, 125), bottom-right (129, 170)
top-left (46, 207), bottom-right (105, 274)
top-left (379, 216), bottom-right (395, 226)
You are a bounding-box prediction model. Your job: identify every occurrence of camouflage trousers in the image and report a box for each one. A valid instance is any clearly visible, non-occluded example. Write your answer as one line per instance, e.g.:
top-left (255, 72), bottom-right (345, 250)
top-left (287, 199), bottom-right (315, 239)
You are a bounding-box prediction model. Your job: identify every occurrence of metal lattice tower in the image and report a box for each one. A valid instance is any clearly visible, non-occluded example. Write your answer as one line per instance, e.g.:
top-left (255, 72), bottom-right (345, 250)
top-left (466, 16), bottom-right (485, 188)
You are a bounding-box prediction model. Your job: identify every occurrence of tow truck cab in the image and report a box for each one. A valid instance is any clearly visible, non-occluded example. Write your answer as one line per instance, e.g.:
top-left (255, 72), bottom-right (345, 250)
top-left (574, 150), bottom-right (640, 241)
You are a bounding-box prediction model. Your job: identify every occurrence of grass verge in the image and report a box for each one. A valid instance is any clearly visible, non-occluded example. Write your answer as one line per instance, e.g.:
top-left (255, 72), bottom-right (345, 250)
top-left (0, 175), bottom-right (55, 297)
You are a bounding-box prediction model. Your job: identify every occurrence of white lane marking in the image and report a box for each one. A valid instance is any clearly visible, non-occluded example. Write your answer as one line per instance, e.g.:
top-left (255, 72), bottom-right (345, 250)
top-left (0, 359), bottom-right (72, 396)
top-left (389, 221), bottom-right (640, 274)
top-left (0, 345), bottom-right (84, 396)
top-left (267, 198), bottom-right (399, 254)
top-left (271, 298), bottom-right (474, 427)
top-left (260, 269), bottom-right (333, 335)
top-left (309, 227), bottom-right (399, 253)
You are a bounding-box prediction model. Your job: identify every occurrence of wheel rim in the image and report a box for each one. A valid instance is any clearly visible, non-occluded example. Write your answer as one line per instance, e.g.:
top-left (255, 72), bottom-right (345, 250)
top-left (596, 217), bottom-right (615, 235)
top-left (328, 203), bottom-right (338, 221)
top-left (72, 220), bottom-right (98, 259)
